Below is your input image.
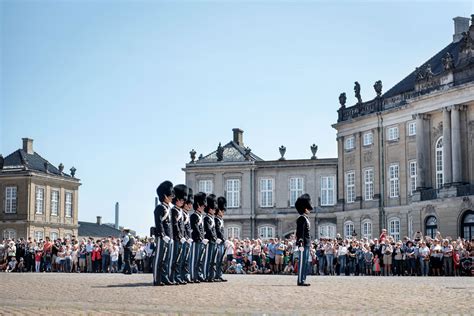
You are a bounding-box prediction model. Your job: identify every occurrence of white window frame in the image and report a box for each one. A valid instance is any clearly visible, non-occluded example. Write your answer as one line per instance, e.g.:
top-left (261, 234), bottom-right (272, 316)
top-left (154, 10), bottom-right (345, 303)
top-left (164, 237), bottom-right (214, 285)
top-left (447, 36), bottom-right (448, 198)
top-left (344, 221), bottom-right (355, 239)
top-left (345, 136), bottom-right (355, 150)
top-left (361, 219), bottom-right (372, 239)
top-left (389, 164), bottom-right (400, 198)
top-left (388, 218), bottom-right (401, 241)
top-left (260, 178), bottom-right (274, 208)
top-left (408, 121), bottom-right (416, 136)
top-left (51, 189), bottom-right (59, 216)
top-left (387, 126), bottom-right (399, 141)
top-left (364, 168), bottom-right (374, 201)
top-left (226, 226), bottom-right (240, 239)
top-left (435, 137), bottom-right (443, 189)
top-left (345, 171), bottom-right (355, 203)
top-left (318, 223), bottom-right (336, 239)
top-left (50, 231), bottom-right (59, 241)
top-left (259, 226), bottom-right (275, 239)
top-left (289, 177), bottom-right (304, 207)
top-left (5, 186), bottom-right (17, 214)
top-left (409, 161), bottom-right (417, 195)
top-left (3, 229), bottom-right (16, 240)
top-left (35, 230), bottom-right (44, 242)
top-left (65, 192), bottom-right (73, 218)
top-left (35, 187), bottom-right (45, 214)
top-left (363, 132), bottom-right (373, 146)
top-left (226, 179), bottom-right (240, 208)
top-left (198, 180), bottom-right (213, 195)
top-left (321, 176), bottom-right (336, 206)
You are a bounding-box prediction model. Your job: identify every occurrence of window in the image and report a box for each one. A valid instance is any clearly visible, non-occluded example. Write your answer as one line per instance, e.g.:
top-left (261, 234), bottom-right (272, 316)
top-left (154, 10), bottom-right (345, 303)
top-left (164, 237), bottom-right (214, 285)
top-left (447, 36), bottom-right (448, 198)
top-left (3, 229), bottom-right (16, 240)
top-left (5, 186), bottom-right (17, 214)
top-left (198, 180), bottom-right (213, 194)
top-left (363, 132), bottom-right (373, 146)
top-left (50, 232), bottom-right (59, 241)
top-left (35, 187), bottom-right (44, 214)
top-left (318, 223), bottom-right (336, 239)
top-left (321, 176), bottom-right (335, 206)
top-left (461, 210), bottom-right (474, 240)
top-left (51, 190), bottom-right (59, 216)
top-left (425, 216), bottom-right (437, 239)
top-left (387, 126), bottom-right (399, 141)
top-left (409, 161), bottom-right (417, 195)
top-left (408, 121), bottom-right (416, 136)
top-left (259, 226), bottom-right (274, 239)
top-left (389, 164), bottom-right (400, 198)
top-left (260, 178), bottom-right (274, 207)
top-left (388, 218), bottom-right (400, 241)
top-left (289, 177), bottom-right (304, 207)
top-left (35, 230), bottom-right (44, 242)
top-left (436, 137), bottom-right (443, 189)
top-left (65, 233), bottom-right (72, 240)
top-left (345, 171), bottom-right (355, 203)
top-left (226, 226), bottom-right (240, 239)
top-left (345, 136), bottom-right (355, 150)
top-left (362, 220), bottom-right (372, 239)
top-left (364, 168), bottom-right (374, 201)
top-left (344, 221), bottom-right (355, 239)
top-left (65, 192), bottom-right (73, 218)
top-left (226, 179), bottom-right (240, 208)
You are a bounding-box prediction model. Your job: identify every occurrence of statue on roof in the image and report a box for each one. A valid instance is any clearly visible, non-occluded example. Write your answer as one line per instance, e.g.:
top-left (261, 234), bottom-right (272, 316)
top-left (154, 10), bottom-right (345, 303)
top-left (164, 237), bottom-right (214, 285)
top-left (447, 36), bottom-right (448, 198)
top-left (354, 82), bottom-right (362, 104)
top-left (216, 143), bottom-right (224, 161)
top-left (424, 64), bottom-right (433, 80)
top-left (442, 52), bottom-right (454, 71)
top-left (373, 80), bottom-right (382, 97)
top-left (244, 147), bottom-right (252, 160)
top-left (338, 92), bottom-right (346, 108)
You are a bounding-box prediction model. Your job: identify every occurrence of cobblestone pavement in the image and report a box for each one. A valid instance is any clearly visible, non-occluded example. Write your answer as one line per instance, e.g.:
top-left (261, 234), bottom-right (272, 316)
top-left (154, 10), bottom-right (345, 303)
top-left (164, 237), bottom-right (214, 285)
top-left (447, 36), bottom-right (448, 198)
top-left (0, 274), bottom-right (472, 315)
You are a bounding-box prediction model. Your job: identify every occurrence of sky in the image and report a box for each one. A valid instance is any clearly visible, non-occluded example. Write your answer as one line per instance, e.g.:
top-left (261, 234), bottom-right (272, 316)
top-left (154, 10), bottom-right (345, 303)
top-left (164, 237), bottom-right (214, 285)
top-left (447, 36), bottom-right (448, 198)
top-left (1, 0), bottom-right (473, 236)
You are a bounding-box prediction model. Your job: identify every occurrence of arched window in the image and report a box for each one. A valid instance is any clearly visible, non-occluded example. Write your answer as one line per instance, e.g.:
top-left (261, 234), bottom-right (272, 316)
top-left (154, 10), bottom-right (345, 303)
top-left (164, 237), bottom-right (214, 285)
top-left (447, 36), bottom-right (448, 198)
top-left (361, 219), bottom-right (372, 239)
top-left (388, 218), bottom-right (400, 241)
top-left (344, 221), bottom-right (354, 239)
top-left (425, 216), bottom-right (438, 239)
top-left (50, 232), bottom-right (59, 241)
top-left (3, 229), bottom-right (16, 240)
top-left (259, 226), bottom-right (275, 239)
top-left (435, 137), bottom-right (443, 189)
top-left (226, 226), bottom-right (241, 239)
top-left (34, 230), bottom-right (44, 242)
top-left (318, 223), bottom-right (336, 239)
top-left (461, 210), bottom-right (474, 240)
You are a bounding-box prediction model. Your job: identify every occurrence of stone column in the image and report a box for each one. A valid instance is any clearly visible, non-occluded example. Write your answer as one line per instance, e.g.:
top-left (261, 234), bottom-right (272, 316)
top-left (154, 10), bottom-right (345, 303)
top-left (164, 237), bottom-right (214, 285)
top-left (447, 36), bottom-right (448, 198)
top-left (414, 113), bottom-right (427, 189)
top-left (442, 107), bottom-right (452, 185)
top-left (451, 105), bottom-right (462, 183)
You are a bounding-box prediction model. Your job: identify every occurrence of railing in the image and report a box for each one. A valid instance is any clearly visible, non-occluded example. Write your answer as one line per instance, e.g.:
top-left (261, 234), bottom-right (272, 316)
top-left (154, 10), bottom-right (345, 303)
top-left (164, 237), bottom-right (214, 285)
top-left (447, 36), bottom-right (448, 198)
top-left (420, 188), bottom-right (438, 201)
top-left (457, 184), bottom-right (474, 197)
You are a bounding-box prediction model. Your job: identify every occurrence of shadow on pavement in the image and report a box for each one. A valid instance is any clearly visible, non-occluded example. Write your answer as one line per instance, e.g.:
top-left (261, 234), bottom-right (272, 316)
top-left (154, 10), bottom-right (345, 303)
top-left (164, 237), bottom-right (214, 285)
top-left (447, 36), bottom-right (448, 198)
top-left (93, 282), bottom-right (152, 288)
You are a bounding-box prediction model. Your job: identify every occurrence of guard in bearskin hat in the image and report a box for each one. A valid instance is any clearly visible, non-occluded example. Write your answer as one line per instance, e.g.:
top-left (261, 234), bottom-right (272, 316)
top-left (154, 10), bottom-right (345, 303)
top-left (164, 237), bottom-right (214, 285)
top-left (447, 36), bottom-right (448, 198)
top-left (152, 180), bottom-right (174, 286)
top-left (190, 192), bottom-right (206, 282)
top-left (214, 196), bottom-right (227, 282)
top-left (295, 193), bottom-right (313, 286)
top-left (178, 188), bottom-right (194, 283)
top-left (169, 184), bottom-right (188, 285)
top-left (203, 194), bottom-right (218, 281)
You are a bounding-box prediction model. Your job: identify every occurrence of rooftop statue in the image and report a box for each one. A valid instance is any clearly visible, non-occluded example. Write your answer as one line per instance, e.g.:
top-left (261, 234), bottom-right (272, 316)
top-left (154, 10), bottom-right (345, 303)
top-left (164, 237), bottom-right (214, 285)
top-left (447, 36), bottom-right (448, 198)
top-left (354, 82), bottom-right (362, 104)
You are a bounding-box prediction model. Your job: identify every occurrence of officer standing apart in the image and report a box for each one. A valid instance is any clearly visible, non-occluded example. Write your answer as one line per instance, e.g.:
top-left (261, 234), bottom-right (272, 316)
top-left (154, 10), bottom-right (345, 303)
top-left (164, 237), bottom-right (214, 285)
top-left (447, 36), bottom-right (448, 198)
top-left (121, 227), bottom-right (133, 275)
top-left (203, 194), bottom-right (218, 282)
top-left (295, 194), bottom-right (313, 286)
top-left (214, 196), bottom-right (227, 282)
top-left (190, 192), bottom-right (206, 283)
top-left (153, 180), bottom-right (174, 286)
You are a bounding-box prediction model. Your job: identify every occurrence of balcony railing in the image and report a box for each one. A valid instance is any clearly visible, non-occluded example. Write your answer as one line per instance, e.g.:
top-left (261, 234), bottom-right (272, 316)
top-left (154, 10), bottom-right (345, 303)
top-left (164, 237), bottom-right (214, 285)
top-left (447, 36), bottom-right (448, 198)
top-left (457, 184), bottom-right (474, 197)
top-left (420, 188), bottom-right (438, 201)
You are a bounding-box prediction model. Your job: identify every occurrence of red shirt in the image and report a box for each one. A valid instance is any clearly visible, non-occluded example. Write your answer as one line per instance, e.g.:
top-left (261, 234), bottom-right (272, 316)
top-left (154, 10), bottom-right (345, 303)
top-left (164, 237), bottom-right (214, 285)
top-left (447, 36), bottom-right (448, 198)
top-left (35, 252), bottom-right (42, 262)
top-left (92, 248), bottom-right (102, 261)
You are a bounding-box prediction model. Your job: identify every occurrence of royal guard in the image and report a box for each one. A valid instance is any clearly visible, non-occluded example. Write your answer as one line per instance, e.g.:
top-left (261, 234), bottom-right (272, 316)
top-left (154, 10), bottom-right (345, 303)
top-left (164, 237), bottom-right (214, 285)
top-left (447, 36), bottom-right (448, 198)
top-left (203, 194), bottom-right (218, 282)
top-left (170, 184), bottom-right (188, 285)
top-left (214, 196), bottom-right (227, 282)
top-left (179, 188), bottom-right (194, 283)
top-left (190, 192), bottom-right (206, 282)
top-left (152, 180), bottom-right (174, 286)
top-left (295, 193), bottom-right (313, 286)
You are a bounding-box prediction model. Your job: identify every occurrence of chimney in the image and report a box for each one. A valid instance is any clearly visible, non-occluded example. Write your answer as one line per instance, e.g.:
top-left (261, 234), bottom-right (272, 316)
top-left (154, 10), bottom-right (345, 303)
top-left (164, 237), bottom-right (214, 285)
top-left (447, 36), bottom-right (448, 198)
top-left (453, 16), bottom-right (470, 42)
top-left (115, 202), bottom-right (119, 229)
top-left (22, 138), bottom-right (34, 155)
top-left (232, 128), bottom-right (244, 146)
top-left (96, 216), bottom-right (102, 225)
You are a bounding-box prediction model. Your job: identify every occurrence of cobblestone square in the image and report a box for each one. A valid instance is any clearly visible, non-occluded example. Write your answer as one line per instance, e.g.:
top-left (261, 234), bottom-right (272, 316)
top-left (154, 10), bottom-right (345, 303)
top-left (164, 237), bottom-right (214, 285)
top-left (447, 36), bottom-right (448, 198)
top-left (0, 274), bottom-right (472, 315)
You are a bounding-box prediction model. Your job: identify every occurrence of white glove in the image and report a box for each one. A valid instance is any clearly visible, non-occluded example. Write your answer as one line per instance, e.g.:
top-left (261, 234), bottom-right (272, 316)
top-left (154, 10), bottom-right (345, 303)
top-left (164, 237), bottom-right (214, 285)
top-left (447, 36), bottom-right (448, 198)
top-left (217, 238), bottom-right (222, 245)
top-left (180, 237), bottom-right (187, 244)
top-left (299, 247), bottom-right (304, 252)
top-left (187, 238), bottom-right (193, 245)
top-left (163, 236), bottom-right (171, 244)
top-left (202, 239), bottom-right (209, 245)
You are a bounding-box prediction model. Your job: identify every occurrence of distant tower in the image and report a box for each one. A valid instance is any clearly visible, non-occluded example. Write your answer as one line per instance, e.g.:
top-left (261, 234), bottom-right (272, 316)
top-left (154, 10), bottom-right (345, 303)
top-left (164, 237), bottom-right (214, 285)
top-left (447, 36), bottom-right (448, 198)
top-left (115, 202), bottom-right (119, 229)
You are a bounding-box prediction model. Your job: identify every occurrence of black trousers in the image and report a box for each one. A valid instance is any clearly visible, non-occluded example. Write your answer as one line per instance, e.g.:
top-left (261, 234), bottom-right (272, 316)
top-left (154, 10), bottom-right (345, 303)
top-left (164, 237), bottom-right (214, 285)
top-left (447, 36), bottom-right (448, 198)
top-left (123, 249), bottom-right (132, 274)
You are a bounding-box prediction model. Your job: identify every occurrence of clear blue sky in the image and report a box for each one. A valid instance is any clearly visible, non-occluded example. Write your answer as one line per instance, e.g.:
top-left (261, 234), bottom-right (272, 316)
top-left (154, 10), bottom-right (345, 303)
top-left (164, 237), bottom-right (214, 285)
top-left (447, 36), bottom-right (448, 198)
top-left (1, 0), bottom-right (472, 236)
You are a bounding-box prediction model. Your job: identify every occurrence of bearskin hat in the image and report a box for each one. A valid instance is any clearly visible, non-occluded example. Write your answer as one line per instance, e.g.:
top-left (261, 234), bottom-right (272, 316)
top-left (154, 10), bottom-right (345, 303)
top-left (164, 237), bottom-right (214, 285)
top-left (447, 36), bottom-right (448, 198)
top-left (156, 180), bottom-right (174, 202)
top-left (217, 196), bottom-right (227, 212)
top-left (173, 184), bottom-right (188, 201)
top-left (186, 188), bottom-right (194, 204)
top-left (295, 193), bottom-right (313, 215)
top-left (193, 192), bottom-right (207, 210)
top-left (205, 194), bottom-right (217, 213)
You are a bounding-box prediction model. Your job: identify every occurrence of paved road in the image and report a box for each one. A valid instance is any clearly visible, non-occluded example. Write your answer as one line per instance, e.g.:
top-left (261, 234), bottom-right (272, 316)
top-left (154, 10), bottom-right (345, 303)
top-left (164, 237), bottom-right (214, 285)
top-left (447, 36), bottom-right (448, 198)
top-left (0, 274), bottom-right (472, 315)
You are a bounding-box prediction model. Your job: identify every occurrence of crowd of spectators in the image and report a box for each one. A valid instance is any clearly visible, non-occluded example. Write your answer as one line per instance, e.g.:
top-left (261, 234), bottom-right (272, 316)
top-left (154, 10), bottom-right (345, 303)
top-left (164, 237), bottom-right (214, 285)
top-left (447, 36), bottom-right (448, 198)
top-left (1, 229), bottom-right (473, 277)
